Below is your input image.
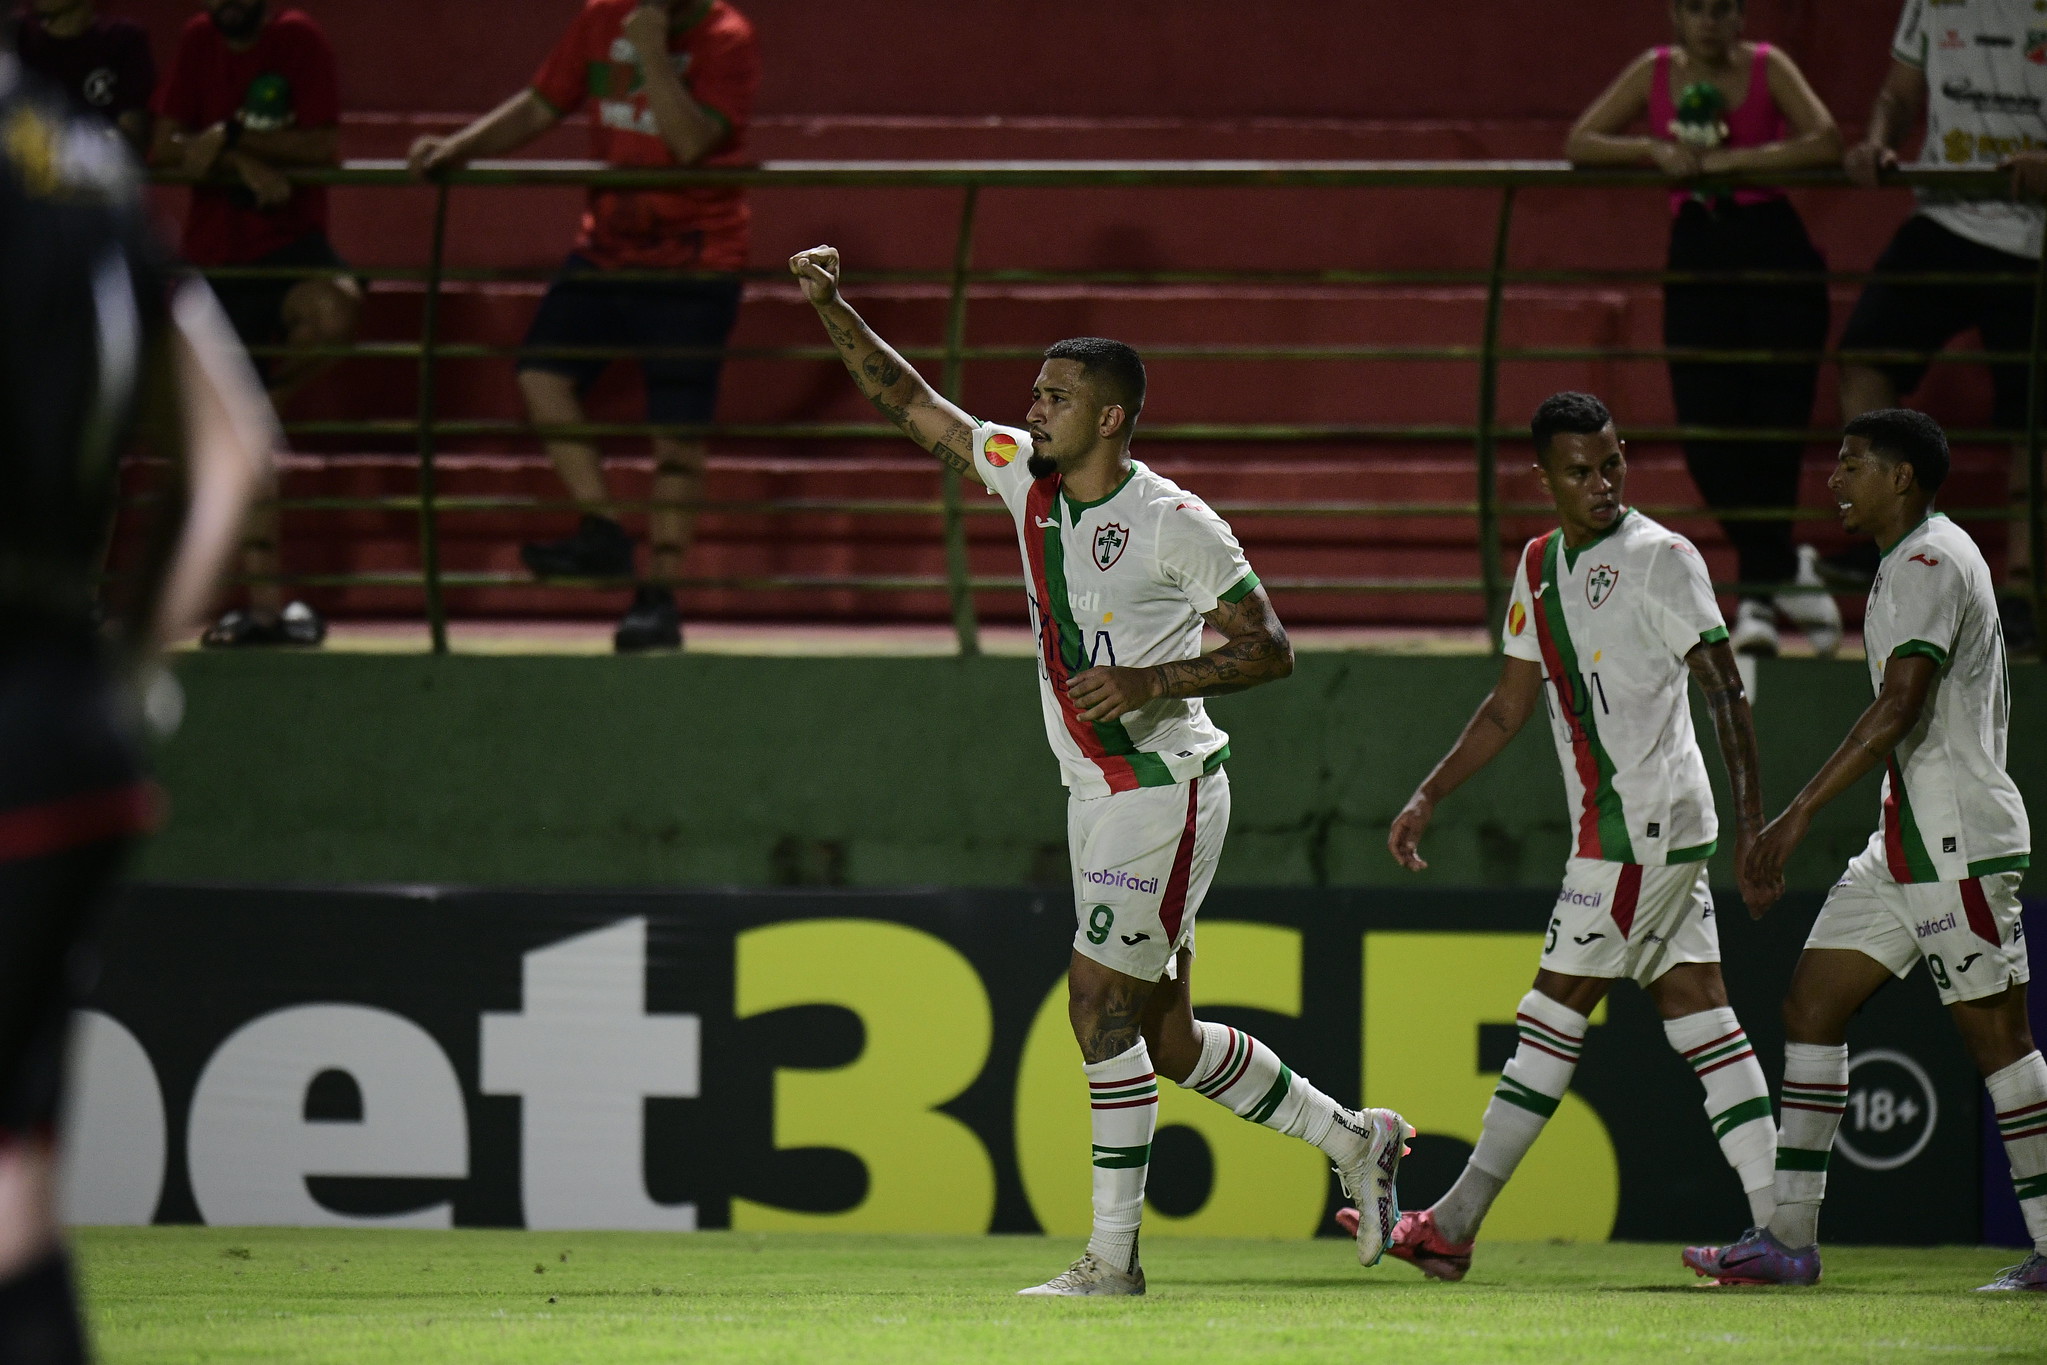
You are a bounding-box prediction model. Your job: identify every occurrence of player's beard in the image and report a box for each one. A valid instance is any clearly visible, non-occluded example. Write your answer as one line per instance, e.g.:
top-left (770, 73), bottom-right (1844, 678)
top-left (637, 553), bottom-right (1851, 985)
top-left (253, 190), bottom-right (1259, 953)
top-left (1027, 454), bottom-right (1058, 479)
top-left (209, 0), bottom-right (266, 41)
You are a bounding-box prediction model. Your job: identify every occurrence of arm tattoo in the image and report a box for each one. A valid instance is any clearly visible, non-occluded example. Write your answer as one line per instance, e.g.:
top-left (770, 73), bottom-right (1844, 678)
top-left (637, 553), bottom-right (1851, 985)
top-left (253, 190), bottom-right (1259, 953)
top-left (822, 314), bottom-right (857, 352)
top-left (1691, 649), bottom-right (1763, 830)
top-left (861, 352), bottom-right (903, 387)
top-left (1149, 590), bottom-right (1294, 700)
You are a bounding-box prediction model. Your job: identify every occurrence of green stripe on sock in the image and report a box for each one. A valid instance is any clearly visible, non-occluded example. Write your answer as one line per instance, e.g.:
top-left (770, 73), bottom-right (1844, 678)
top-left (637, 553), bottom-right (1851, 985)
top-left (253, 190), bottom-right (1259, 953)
top-left (1194, 1033), bottom-right (1249, 1097)
top-left (1092, 1083), bottom-right (1158, 1103)
top-left (2013, 1172), bottom-right (2047, 1201)
top-left (1710, 1096), bottom-right (1775, 1139)
top-left (1689, 1038), bottom-right (1751, 1070)
top-left (1776, 1146), bottom-right (1831, 1172)
top-left (1518, 1022), bottom-right (1582, 1055)
top-left (1244, 1065), bottom-right (1293, 1126)
top-left (1092, 1144), bottom-right (1152, 1169)
top-left (1493, 1076), bottom-right (1561, 1118)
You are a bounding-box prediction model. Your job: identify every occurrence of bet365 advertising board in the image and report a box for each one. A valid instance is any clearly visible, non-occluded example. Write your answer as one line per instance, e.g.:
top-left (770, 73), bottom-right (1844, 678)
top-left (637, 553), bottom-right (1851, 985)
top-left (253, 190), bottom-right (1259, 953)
top-left (58, 883), bottom-right (2040, 1244)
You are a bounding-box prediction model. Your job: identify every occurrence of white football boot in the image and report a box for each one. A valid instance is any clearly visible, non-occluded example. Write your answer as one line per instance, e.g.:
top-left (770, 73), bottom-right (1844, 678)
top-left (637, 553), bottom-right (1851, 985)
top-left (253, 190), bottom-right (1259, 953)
top-left (1773, 546), bottom-right (1843, 658)
top-left (1017, 1251), bottom-right (1145, 1297)
top-left (1331, 1107), bottom-right (1414, 1266)
top-left (1729, 599), bottom-right (1780, 657)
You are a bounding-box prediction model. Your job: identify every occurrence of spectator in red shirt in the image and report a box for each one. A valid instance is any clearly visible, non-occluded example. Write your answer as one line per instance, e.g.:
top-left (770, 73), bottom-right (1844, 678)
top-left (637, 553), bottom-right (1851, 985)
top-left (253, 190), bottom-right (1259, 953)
top-left (409, 0), bottom-right (761, 652)
top-left (15, 0), bottom-right (156, 152)
top-left (152, 0), bottom-right (359, 648)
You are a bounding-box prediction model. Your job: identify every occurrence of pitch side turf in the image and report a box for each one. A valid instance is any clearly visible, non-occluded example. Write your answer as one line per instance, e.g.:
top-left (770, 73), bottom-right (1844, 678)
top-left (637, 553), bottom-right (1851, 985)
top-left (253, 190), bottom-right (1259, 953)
top-left (75, 1227), bottom-right (2045, 1364)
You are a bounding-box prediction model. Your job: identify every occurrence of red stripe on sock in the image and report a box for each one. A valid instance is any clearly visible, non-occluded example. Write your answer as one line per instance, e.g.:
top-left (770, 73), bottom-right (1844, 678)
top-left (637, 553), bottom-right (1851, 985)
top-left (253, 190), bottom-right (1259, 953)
top-left (1090, 1074), bottom-right (1156, 1088)
top-left (1788, 1082), bottom-right (1849, 1093)
top-left (1682, 1030), bottom-right (1745, 1058)
top-left (1515, 1013), bottom-right (1585, 1045)
top-left (1610, 862), bottom-right (1642, 940)
top-left (1520, 1039), bottom-right (1579, 1064)
top-left (1782, 1101), bottom-right (1846, 1113)
top-left (1189, 1028), bottom-right (1241, 1092)
top-left (2000, 1099), bottom-right (2047, 1120)
top-left (1696, 1049), bottom-right (1756, 1078)
top-left (1091, 1097), bottom-right (1160, 1111)
top-left (1959, 876), bottom-right (2001, 946)
top-left (0, 781), bottom-right (160, 863)
top-left (2004, 1121), bottom-right (2047, 1142)
top-left (1210, 1035), bottom-right (1257, 1096)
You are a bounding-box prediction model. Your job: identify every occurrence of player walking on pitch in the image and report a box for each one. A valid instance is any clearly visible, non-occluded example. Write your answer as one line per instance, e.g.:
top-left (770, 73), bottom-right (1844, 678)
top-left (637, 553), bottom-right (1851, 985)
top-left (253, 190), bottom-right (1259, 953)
top-left (1685, 410), bottom-right (2043, 1292)
top-left (1340, 392), bottom-right (1778, 1278)
top-left (791, 244), bottom-right (1412, 1295)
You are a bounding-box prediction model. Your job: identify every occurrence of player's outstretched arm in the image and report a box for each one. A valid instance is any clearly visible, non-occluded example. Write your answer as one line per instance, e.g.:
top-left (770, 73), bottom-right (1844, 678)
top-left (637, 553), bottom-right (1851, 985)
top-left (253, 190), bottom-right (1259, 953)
top-left (1685, 639), bottom-right (1773, 915)
top-left (1745, 652), bottom-right (1939, 888)
top-left (788, 246), bottom-right (980, 484)
top-left (1064, 584), bottom-right (1294, 723)
top-left (1388, 655), bottom-right (1544, 872)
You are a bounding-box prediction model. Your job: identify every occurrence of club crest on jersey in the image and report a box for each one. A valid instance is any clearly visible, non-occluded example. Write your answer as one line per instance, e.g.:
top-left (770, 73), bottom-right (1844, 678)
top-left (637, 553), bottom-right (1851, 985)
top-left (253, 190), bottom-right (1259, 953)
top-left (985, 433), bottom-right (1019, 468)
top-left (1585, 563), bottom-right (1620, 609)
top-left (1093, 522), bottom-right (1131, 571)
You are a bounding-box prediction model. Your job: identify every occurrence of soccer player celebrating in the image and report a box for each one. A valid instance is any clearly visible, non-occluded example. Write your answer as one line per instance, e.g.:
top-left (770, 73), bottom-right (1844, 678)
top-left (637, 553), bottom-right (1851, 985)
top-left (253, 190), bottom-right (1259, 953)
top-left (1347, 391), bottom-right (1778, 1280)
top-left (1685, 411), bottom-right (2042, 1292)
top-left (790, 244), bottom-right (1412, 1296)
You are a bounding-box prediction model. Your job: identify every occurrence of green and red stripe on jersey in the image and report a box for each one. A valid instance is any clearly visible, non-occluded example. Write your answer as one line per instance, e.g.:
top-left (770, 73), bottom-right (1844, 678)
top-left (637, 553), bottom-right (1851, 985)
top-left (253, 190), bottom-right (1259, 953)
top-left (1525, 533), bottom-right (1633, 862)
top-left (1025, 476), bottom-right (1178, 793)
top-left (1880, 756), bottom-right (1939, 884)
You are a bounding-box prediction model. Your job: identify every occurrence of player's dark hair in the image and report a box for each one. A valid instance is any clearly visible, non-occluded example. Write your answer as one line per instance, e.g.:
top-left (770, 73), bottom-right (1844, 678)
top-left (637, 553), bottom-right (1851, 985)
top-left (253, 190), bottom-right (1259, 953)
top-left (1844, 408), bottom-right (1949, 493)
top-left (1044, 337), bottom-right (1146, 434)
top-left (1530, 391), bottom-right (1615, 465)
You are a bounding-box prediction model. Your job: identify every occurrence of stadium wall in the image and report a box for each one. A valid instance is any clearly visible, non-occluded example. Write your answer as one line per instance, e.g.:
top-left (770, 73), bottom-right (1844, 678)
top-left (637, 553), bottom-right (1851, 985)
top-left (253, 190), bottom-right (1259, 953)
top-left (65, 883), bottom-right (2016, 1241)
top-left (138, 654), bottom-right (2046, 895)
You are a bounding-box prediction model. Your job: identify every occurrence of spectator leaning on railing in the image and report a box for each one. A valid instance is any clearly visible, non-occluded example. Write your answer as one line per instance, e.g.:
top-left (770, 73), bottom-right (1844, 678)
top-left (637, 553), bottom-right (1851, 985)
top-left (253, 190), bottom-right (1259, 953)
top-left (151, 0), bottom-right (360, 648)
top-left (408, 0), bottom-right (761, 653)
top-left (14, 0), bottom-right (155, 154)
top-left (1835, 0), bottom-right (2047, 656)
top-left (1567, 0), bottom-right (1844, 660)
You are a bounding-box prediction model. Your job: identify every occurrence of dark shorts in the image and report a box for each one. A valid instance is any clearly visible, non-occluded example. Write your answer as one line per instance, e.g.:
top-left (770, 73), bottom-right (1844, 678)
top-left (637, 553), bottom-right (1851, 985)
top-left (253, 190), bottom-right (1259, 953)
top-left (203, 231), bottom-right (355, 379)
top-left (0, 644), bottom-right (147, 1134)
top-left (517, 255), bottom-right (743, 424)
top-left (1839, 214), bottom-right (2038, 428)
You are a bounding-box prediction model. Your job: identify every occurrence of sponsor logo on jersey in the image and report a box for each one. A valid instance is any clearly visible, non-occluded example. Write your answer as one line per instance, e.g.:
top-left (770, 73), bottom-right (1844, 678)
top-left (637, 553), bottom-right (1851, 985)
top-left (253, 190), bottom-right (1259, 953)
top-left (1082, 868), bottom-right (1160, 895)
top-left (1909, 552), bottom-right (1942, 567)
top-left (1586, 564), bottom-right (1620, 609)
top-left (1941, 27), bottom-right (1967, 49)
top-left (1507, 602), bottom-right (1528, 636)
top-left (1572, 932), bottom-right (1605, 945)
top-left (1957, 952), bottom-right (1984, 971)
top-left (1916, 910), bottom-right (1959, 939)
top-left (985, 433), bottom-right (1019, 467)
top-left (1943, 836), bottom-right (1958, 852)
top-left (1978, 33), bottom-right (2015, 47)
top-left (1092, 523), bottom-right (1130, 570)
top-left (1120, 932), bottom-right (1150, 946)
top-left (2030, 29), bottom-right (2047, 63)
top-left (1556, 888), bottom-right (1605, 908)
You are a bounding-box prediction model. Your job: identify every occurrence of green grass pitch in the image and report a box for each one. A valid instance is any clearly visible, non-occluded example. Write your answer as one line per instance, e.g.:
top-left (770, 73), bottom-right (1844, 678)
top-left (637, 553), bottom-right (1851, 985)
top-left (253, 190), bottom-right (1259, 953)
top-left (76, 1227), bottom-right (2046, 1363)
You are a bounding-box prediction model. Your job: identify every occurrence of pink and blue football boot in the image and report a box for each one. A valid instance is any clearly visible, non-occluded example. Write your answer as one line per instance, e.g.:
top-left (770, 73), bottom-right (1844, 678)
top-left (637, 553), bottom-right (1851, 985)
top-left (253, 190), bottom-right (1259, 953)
top-left (1682, 1226), bottom-right (1821, 1286)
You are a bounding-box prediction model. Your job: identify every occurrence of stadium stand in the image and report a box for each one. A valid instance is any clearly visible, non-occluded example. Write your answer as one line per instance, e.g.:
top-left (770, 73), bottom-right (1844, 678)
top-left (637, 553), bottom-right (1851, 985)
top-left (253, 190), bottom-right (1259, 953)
top-left (107, 0), bottom-right (2017, 629)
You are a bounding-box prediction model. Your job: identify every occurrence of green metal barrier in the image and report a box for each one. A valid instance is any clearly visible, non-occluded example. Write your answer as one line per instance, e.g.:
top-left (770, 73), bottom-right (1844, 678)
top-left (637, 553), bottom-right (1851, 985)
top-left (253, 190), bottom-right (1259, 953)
top-left (147, 160), bottom-right (2047, 654)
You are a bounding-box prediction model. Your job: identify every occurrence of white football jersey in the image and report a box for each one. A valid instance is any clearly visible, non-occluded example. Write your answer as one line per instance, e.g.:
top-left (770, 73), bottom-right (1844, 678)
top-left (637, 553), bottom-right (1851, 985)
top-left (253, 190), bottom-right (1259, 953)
top-left (1859, 512), bottom-right (2029, 883)
top-left (972, 422), bottom-right (1258, 800)
top-left (1502, 510), bottom-right (1729, 866)
top-left (1892, 0), bottom-right (2047, 258)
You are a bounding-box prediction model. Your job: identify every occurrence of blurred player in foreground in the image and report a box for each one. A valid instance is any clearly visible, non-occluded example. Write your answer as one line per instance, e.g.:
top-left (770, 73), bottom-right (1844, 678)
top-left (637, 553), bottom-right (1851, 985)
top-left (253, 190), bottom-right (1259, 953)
top-left (1339, 392), bottom-right (1777, 1279)
top-left (0, 61), bottom-right (271, 1362)
top-left (791, 244), bottom-right (1411, 1296)
top-left (1686, 411), bottom-right (2042, 1292)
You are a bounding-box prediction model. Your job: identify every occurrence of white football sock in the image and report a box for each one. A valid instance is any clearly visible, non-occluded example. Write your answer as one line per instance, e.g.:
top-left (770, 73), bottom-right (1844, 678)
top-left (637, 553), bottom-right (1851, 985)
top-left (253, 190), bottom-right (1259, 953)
top-left (1083, 1039), bottom-right (1157, 1274)
top-left (1434, 990), bottom-right (1587, 1244)
top-left (1768, 1041), bottom-right (1847, 1249)
top-left (1183, 1021), bottom-right (1346, 1155)
top-left (1986, 1050), bottom-right (2047, 1255)
top-left (1664, 1007), bottom-right (1777, 1226)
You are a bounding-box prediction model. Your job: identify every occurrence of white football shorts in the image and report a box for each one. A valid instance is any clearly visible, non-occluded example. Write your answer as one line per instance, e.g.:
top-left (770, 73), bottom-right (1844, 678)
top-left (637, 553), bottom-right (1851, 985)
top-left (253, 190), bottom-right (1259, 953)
top-left (1805, 836), bottom-right (2030, 1006)
top-left (1068, 769), bottom-right (1230, 981)
top-left (1539, 856), bottom-right (1719, 986)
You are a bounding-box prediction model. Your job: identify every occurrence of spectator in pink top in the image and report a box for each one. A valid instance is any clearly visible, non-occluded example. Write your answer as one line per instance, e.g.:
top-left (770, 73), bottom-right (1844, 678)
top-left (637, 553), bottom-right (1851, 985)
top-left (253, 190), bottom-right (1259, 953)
top-left (1568, 0), bottom-right (1843, 659)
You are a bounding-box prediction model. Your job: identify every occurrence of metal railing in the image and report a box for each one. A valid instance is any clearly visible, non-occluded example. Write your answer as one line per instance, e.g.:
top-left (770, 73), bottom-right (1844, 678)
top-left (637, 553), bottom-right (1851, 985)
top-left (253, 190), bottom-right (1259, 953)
top-left (150, 160), bottom-right (2047, 655)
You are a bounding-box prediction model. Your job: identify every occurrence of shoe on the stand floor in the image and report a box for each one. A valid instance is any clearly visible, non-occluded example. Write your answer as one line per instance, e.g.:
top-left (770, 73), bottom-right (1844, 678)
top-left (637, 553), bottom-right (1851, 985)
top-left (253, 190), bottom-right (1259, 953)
top-left (1774, 546), bottom-right (1843, 657)
top-left (521, 514), bottom-right (634, 579)
top-left (201, 600), bottom-right (326, 648)
top-left (614, 585), bottom-right (682, 653)
top-left (2001, 595), bottom-right (2040, 658)
top-left (1975, 1249), bottom-right (2047, 1292)
top-left (1729, 599), bottom-right (1780, 657)
top-left (1017, 1251), bottom-right (1145, 1297)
